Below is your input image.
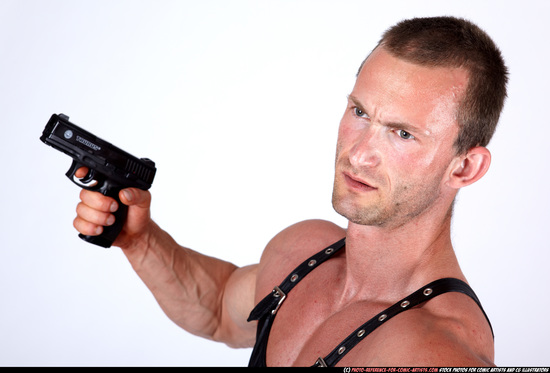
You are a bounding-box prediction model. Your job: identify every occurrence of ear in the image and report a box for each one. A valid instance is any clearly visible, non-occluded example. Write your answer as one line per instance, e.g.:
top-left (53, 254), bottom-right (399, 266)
top-left (446, 146), bottom-right (491, 189)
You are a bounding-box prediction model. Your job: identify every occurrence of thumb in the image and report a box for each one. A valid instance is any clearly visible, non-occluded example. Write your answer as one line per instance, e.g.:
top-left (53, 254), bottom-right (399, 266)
top-left (119, 188), bottom-right (151, 208)
top-left (113, 188), bottom-right (152, 249)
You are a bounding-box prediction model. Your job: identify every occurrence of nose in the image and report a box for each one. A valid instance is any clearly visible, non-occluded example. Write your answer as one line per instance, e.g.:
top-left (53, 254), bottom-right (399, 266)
top-left (348, 126), bottom-right (381, 168)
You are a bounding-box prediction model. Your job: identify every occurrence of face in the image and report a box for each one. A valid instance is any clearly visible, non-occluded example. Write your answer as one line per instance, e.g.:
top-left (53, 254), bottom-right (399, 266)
top-left (332, 47), bottom-right (469, 228)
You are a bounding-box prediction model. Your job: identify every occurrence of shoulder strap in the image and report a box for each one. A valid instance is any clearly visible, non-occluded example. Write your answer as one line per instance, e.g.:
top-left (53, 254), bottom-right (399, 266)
top-left (248, 238), bottom-right (346, 367)
top-left (248, 237), bottom-right (346, 322)
top-left (313, 277), bottom-right (493, 367)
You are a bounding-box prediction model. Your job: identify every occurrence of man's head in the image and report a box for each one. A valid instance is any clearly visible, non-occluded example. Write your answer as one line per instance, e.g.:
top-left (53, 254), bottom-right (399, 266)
top-left (362, 16), bottom-right (509, 155)
top-left (332, 17), bottom-right (508, 228)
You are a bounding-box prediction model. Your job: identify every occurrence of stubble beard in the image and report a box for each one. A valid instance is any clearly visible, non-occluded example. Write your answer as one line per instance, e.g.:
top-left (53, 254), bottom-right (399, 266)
top-left (331, 160), bottom-right (444, 229)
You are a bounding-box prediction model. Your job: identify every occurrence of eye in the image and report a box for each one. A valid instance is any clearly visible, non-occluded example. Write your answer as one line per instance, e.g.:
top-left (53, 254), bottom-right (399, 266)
top-left (397, 129), bottom-right (415, 140)
top-left (354, 107), bottom-right (369, 118)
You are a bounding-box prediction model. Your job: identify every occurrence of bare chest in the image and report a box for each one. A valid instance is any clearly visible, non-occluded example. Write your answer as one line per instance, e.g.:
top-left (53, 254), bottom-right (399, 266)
top-left (261, 273), bottom-right (494, 367)
top-left (264, 271), bottom-right (389, 366)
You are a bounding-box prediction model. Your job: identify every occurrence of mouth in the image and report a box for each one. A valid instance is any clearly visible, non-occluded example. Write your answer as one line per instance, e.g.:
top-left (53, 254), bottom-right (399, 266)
top-left (343, 172), bottom-right (377, 192)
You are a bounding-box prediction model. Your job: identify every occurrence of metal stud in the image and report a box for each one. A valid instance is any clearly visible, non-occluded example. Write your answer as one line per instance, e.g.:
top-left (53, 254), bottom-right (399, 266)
top-left (290, 274), bottom-right (299, 282)
top-left (401, 300), bottom-right (410, 308)
top-left (308, 259), bottom-right (317, 267)
top-left (338, 346), bottom-right (346, 355)
top-left (325, 248), bottom-right (334, 255)
top-left (357, 329), bottom-right (366, 338)
top-left (378, 314), bottom-right (387, 322)
top-left (423, 288), bottom-right (433, 296)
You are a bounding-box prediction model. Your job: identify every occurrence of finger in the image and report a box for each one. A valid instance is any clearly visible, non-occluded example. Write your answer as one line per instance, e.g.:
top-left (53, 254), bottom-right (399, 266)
top-left (75, 167), bottom-right (89, 179)
top-left (119, 188), bottom-right (151, 208)
top-left (73, 216), bottom-right (103, 236)
top-left (76, 201), bottom-right (115, 227)
top-left (79, 189), bottom-right (118, 212)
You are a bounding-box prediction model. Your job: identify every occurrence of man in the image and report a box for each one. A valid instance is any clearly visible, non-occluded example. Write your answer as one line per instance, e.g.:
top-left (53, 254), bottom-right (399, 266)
top-left (73, 16), bottom-right (508, 366)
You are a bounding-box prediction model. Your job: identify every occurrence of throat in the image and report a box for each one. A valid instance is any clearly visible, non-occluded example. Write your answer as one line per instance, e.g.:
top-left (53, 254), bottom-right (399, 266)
top-left (339, 221), bottom-right (457, 303)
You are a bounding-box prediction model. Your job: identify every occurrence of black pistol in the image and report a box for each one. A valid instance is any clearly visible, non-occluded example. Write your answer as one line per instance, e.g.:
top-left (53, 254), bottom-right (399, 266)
top-left (40, 113), bottom-right (157, 248)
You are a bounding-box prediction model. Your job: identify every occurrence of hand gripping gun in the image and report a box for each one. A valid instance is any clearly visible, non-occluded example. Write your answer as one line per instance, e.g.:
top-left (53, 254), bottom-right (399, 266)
top-left (40, 114), bottom-right (157, 248)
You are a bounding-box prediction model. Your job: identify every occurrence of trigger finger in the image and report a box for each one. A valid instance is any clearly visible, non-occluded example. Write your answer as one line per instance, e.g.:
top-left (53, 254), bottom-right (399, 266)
top-left (75, 167), bottom-right (89, 179)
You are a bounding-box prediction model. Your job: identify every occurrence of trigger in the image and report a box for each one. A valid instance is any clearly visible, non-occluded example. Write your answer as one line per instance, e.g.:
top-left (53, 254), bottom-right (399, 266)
top-left (66, 160), bottom-right (99, 189)
top-left (80, 169), bottom-right (96, 184)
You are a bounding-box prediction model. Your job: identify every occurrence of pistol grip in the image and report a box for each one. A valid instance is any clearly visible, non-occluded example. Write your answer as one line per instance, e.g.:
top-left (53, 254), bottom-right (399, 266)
top-left (79, 189), bottom-right (128, 248)
top-left (65, 160), bottom-right (127, 248)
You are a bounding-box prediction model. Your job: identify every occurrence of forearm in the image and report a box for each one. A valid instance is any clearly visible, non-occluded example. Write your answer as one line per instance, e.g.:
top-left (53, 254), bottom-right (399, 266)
top-left (120, 220), bottom-right (239, 341)
top-left (73, 187), bottom-right (255, 345)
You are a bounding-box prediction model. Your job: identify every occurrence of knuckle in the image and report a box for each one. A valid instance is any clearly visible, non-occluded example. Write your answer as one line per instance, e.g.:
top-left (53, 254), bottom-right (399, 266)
top-left (80, 189), bottom-right (113, 212)
top-left (75, 201), bottom-right (87, 214)
top-left (74, 217), bottom-right (100, 236)
top-left (76, 202), bottom-right (112, 226)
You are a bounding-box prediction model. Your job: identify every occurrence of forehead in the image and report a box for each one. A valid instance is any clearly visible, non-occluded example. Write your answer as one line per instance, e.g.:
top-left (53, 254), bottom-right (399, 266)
top-left (353, 47), bottom-right (469, 136)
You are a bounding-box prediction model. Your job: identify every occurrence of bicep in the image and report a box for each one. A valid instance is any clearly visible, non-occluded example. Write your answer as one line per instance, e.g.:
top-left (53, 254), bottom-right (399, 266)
top-left (214, 263), bottom-right (259, 348)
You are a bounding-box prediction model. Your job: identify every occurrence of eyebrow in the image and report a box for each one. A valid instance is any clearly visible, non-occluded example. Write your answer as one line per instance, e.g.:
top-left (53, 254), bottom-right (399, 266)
top-left (347, 94), bottom-right (368, 117)
top-left (347, 94), bottom-right (421, 134)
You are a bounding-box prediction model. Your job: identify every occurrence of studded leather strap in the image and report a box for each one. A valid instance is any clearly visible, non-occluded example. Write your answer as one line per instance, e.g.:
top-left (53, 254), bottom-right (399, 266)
top-left (313, 277), bottom-right (494, 367)
top-left (247, 238), bottom-right (493, 368)
top-left (248, 238), bottom-right (346, 367)
top-left (247, 237), bottom-right (346, 322)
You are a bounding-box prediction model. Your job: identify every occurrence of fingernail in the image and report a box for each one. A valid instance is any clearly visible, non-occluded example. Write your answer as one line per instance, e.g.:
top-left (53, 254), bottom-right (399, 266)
top-left (110, 201), bottom-right (118, 212)
top-left (106, 215), bottom-right (115, 226)
top-left (122, 189), bottom-right (133, 202)
top-left (95, 226), bottom-right (103, 235)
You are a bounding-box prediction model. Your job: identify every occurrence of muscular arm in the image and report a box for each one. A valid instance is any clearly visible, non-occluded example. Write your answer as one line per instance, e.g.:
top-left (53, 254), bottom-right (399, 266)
top-left (122, 221), bottom-right (258, 348)
top-left (73, 173), bottom-right (257, 348)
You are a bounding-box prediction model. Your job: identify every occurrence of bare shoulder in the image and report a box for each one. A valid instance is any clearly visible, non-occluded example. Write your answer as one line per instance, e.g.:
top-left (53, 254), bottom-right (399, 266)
top-left (360, 292), bottom-right (494, 366)
top-left (260, 219), bottom-right (346, 266)
top-left (255, 220), bottom-right (345, 300)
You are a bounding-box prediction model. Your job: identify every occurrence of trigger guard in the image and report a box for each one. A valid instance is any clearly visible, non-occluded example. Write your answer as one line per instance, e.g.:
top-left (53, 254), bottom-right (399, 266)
top-left (65, 160), bottom-right (100, 189)
top-left (72, 173), bottom-right (99, 188)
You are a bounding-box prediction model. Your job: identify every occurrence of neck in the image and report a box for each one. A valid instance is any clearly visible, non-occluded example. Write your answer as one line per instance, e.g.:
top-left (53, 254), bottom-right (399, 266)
top-left (340, 209), bottom-right (464, 303)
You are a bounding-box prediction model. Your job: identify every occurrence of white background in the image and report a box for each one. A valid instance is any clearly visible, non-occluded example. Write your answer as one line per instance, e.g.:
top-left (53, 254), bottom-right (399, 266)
top-left (1, 0), bottom-right (548, 367)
